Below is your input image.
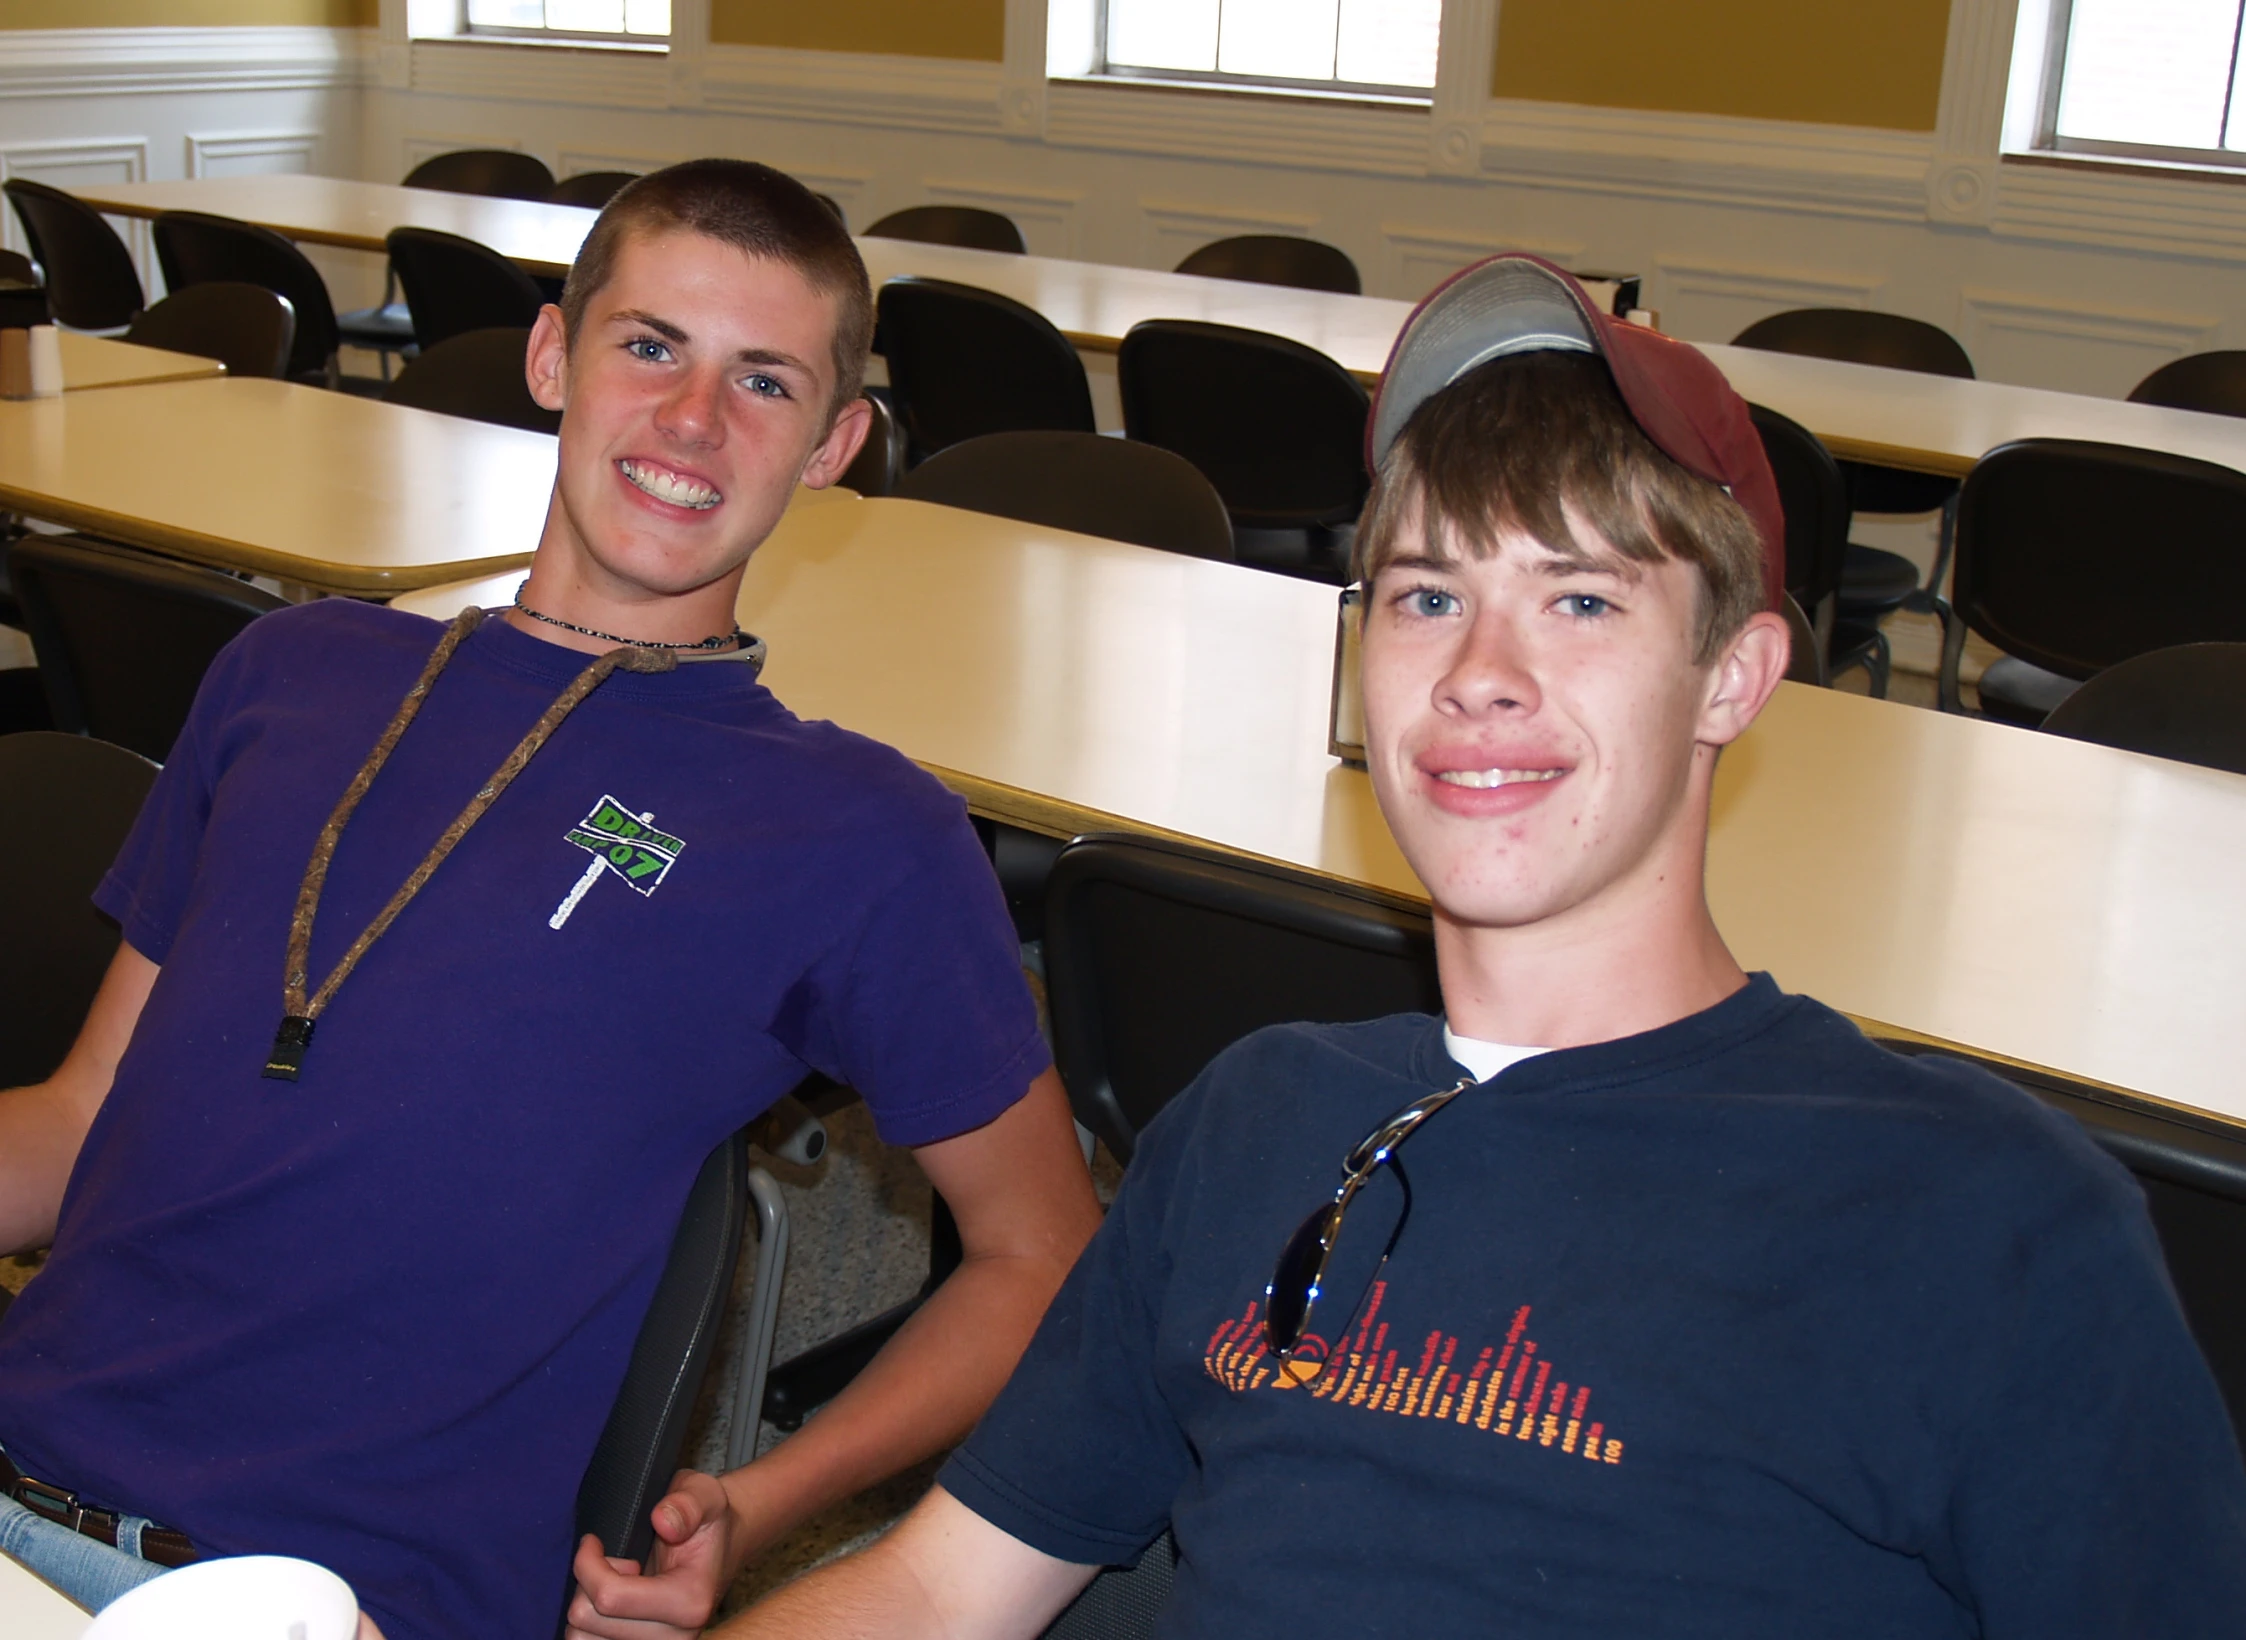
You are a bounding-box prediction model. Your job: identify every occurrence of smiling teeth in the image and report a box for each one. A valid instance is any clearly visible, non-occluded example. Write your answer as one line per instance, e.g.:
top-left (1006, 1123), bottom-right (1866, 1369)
top-left (621, 460), bottom-right (720, 510)
top-left (1437, 768), bottom-right (1566, 788)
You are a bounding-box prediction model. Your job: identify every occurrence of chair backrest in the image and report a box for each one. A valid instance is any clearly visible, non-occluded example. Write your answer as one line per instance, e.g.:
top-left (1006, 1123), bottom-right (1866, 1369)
top-left (403, 148), bottom-right (556, 200)
top-left (383, 327), bottom-right (559, 434)
top-left (1731, 308), bottom-right (1975, 380)
top-left (0, 247), bottom-right (35, 285)
top-left (1173, 234), bottom-right (1360, 295)
top-left (9, 533), bottom-right (289, 762)
top-left (385, 226), bottom-right (547, 350)
top-left (1044, 835), bottom-right (1440, 1163)
top-left (571, 1126), bottom-right (750, 1567)
top-left (1880, 1039), bottom-right (2246, 1444)
top-left (876, 277), bottom-right (1095, 462)
top-left (547, 170), bottom-right (639, 210)
top-left (2128, 351), bottom-right (2246, 420)
top-left (125, 282), bottom-right (295, 379)
top-left (863, 205), bottom-right (1025, 254)
top-left (1780, 592), bottom-right (1827, 687)
top-left (895, 431), bottom-right (1235, 561)
top-left (1041, 1530), bottom-right (1177, 1640)
top-left (0, 733), bottom-right (158, 1091)
top-left (1118, 319), bottom-right (1370, 530)
top-left (1750, 403), bottom-right (1849, 617)
top-left (1952, 439), bottom-right (2246, 682)
top-left (837, 391), bottom-right (903, 496)
top-left (3, 178), bottom-right (144, 329)
top-left (152, 210), bottom-right (337, 381)
top-left (0, 246), bottom-right (47, 328)
top-left (2040, 642), bottom-right (2246, 776)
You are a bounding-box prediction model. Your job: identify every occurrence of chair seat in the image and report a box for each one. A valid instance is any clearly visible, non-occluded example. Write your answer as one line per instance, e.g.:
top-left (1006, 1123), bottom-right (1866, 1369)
top-left (1837, 543), bottom-right (1919, 615)
top-left (337, 301), bottom-right (415, 349)
top-left (1977, 655), bottom-right (2082, 727)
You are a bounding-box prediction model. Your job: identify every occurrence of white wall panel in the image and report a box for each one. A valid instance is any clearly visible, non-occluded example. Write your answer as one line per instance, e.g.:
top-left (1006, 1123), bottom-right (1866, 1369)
top-left (1958, 290), bottom-right (2221, 397)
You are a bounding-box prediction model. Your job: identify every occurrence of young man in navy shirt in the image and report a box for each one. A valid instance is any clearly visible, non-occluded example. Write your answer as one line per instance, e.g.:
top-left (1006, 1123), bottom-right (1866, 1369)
top-left (714, 256), bottom-right (2246, 1637)
top-left (0, 161), bottom-right (1100, 1640)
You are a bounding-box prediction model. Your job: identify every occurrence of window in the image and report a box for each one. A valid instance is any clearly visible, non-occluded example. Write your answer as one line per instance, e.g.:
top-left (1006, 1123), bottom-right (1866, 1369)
top-left (1089, 0), bottom-right (1441, 98)
top-left (2015, 0), bottom-right (2246, 166)
top-left (463, 0), bottom-right (671, 44)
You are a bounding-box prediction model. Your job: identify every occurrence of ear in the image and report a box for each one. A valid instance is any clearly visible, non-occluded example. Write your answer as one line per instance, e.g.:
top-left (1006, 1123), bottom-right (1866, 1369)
top-left (526, 304), bottom-right (569, 413)
top-left (1697, 609), bottom-right (1791, 748)
top-left (800, 394), bottom-right (873, 491)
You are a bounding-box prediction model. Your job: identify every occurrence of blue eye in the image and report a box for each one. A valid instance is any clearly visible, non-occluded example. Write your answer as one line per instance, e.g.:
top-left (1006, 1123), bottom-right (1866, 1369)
top-left (1406, 588), bottom-right (1461, 617)
top-left (744, 373), bottom-right (788, 399)
top-left (626, 336), bottom-right (670, 363)
top-left (1559, 594), bottom-right (1611, 618)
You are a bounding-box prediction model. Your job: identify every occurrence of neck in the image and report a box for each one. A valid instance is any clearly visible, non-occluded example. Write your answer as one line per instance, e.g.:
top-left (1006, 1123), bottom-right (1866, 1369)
top-left (507, 554), bottom-right (744, 657)
top-left (1432, 806), bottom-right (1745, 1050)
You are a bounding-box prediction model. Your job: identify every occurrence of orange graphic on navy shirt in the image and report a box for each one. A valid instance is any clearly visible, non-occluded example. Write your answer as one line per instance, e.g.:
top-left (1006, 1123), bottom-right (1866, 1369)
top-left (1201, 1283), bottom-right (1624, 1465)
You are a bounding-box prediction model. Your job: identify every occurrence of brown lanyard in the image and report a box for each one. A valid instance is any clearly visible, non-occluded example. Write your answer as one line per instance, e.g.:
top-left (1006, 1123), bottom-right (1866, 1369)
top-left (264, 606), bottom-right (677, 1080)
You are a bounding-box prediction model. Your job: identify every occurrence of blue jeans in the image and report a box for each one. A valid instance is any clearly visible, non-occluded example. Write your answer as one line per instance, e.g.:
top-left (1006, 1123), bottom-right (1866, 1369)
top-left (0, 1492), bottom-right (170, 1612)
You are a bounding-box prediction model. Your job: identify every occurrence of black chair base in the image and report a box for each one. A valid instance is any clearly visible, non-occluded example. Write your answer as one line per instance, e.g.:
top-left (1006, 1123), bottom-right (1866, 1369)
top-left (1977, 656), bottom-right (2081, 727)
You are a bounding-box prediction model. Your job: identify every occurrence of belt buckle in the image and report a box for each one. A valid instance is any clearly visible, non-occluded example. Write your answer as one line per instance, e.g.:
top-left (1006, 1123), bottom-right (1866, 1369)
top-left (15, 1476), bottom-right (84, 1533)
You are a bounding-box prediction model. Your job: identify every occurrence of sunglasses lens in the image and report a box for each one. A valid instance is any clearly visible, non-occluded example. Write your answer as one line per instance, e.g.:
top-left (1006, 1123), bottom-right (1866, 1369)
top-left (1266, 1200), bottom-right (1341, 1353)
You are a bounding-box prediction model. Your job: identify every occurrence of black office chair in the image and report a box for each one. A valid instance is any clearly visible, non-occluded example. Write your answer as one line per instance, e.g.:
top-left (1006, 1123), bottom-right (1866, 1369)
top-left (876, 278), bottom-right (1096, 465)
top-left (548, 170), bottom-right (640, 210)
top-left (837, 392), bottom-right (904, 496)
top-left (9, 534), bottom-right (290, 763)
top-left (124, 282), bottom-right (295, 380)
top-left (404, 148), bottom-right (556, 200)
top-left (386, 226), bottom-right (548, 350)
top-left (1750, 403), bottom-right (1893, 694)
top-left (1732, 309), bottom-right (1972, 623)
top-left (383, 328), bottom-right (558, 434)
top-left (0, 246), bottom-right (48, 328)
top-left (1174, 235), bottom-right (1360, 296)
top-left (3, 179), bottom-right (144, 330)
top-left (1879, 1039), bottom-right (2246, 1446)
top-left (2039, 643), bottom-right (2246, 776)
top-left (1044, 835), bottom-right (1440, 1164)
top-left (0, 732), bottom-right (159, 1093)
top-left (1042, 1532), bottom-right (1178, 1640)
top-left (896, 431), bottom-right (1235, 561)
top-left (1937, 440), bottom-right (2246, 722)
top-left (863, 205), bottom-right (1025, 255)
top-left (1779, 592), bottom-right (1827, 688)
top-left (1118, 319), bottom-right (1370, 586)
top-left (152, 210), bottom-right (347, 389)
top-left (2127, 352), bottom-right (2246, 420)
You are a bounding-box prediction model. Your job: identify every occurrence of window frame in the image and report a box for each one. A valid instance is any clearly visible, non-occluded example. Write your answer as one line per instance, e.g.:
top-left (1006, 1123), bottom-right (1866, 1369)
top-left (453, 0), bottom-right (672, 50)
top-left (1083, 0), bottom-right (1440, 106)
top-left (2013, 0), bottom-right (2246, 174)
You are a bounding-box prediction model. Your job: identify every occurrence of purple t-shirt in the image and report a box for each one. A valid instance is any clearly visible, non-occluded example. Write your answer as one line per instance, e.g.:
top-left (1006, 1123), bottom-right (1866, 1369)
top-left (0, 600), bottom-right (1047, 1640)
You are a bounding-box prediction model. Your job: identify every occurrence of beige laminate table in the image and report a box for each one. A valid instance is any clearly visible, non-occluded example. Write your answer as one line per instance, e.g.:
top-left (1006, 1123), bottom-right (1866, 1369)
top-left (0, 375), bottom-right (556, 595)
top-left (393, 495), bottom-right (2246, 1135)
top-left (0, 1549), bottom-right (90, 1640)
top-left (71, 175), bottom-right (2246, 483)
top-left (56, 330), bottom-right (224, 391)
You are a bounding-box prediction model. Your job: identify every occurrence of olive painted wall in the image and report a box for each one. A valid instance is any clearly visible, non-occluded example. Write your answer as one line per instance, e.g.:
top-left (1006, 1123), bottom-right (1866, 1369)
top-left (709, 0), bottom-right (1005, 61)
top-left (1493, 0), bottom-right (1953, 132)
top-left (0, 0), bottom-right (375, 25)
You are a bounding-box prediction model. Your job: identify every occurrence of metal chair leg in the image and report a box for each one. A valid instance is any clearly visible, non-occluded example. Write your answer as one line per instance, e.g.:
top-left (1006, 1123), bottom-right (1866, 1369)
top-left (724, 1165), bottom-right (790, 1473)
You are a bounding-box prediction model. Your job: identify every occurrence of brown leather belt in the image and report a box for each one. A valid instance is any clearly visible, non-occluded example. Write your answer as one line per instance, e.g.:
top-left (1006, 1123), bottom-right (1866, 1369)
top-left (0, 1451), bottom-right (197, 1569)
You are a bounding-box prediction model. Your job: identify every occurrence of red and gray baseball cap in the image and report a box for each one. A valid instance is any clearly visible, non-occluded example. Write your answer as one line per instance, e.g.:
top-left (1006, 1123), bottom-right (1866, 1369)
top-left (1367, 253), bottom-right (1784, 610)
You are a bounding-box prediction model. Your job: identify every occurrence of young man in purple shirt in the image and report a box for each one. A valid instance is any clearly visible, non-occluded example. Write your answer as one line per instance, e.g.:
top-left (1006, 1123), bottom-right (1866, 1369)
top-left (711, 257), bottom-right (2246, 1637)
top-left (0, 161), bottom-right (1100, 1640)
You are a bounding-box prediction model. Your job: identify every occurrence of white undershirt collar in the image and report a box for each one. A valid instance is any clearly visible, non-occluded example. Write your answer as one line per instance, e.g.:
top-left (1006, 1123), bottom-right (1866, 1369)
top-left (1442, 1025), bottom-right (1551, 1084)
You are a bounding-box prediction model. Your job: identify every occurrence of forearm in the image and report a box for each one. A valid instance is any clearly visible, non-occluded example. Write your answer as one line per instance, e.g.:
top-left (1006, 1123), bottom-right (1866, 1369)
top-left (0, 1081), bottom-right (89, 1255)
top-left (714, 1242), bottom-right (1077, 1566)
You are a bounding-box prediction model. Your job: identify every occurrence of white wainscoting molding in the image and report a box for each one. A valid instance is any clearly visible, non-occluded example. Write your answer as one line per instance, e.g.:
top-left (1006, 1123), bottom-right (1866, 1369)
top-left (399, 131), bottom-right (533, 175)
top-left (916, 177), bottom-right (1084, 255)
top-left (1652, 257), bottom-right (1886, 344)
top-left (700, 43), bottom-right (1004, 135)
top-left (1138, 196), bottom-right (1321, 270)
top-left (1958, 288), bottom-right (2222, 396)
top-left (1381, 224), bottom-right (1584, 299)
top-left (187, 129), bottom-right (319, 179)
top-left (0, 26), bottom-right (364, 100)
top-left (1995, 160), bottom-right (2246, 261)
top-left (1477, 100), bottom-right (1934, 225)
top-left (1045, 79), bottom-right (1430, 178)
top-left (555, 147), bottom-right (683, 181)
top-left (0, 136), bottom-right (150, 281)
top-left (408, 38), bottom-right (669, 111)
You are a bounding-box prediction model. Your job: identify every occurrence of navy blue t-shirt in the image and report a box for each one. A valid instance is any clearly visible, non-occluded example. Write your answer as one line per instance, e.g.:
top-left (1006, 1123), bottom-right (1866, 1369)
top-left (0, 600), bottom-right (1048, 1640)
top-left (945, 979), bottom-right (2246, 1636)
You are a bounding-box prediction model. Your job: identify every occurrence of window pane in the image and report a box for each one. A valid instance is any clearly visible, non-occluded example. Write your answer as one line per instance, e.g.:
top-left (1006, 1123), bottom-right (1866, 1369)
top-left (1218, 0), bottom-right (1339, 81)
top-left (2056, 0), bottom-right (2240, 150)
top-left (623, 0), bottom-right (668, 33)
top-left (546, 0), bottom-right (624, 32)
top-left (1336, 0), bottom-right (1440, 88)
top-left (467, 0), bottom-right (545, 25)
top-left (1109, 0), bottom-right (1220, 72)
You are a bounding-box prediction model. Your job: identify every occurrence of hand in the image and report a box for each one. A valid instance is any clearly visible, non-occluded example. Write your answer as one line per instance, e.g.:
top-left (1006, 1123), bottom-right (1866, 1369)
top-left (565, 1470), bottom-right (740, 1639)
top-left (356, 1613), bottom-right (388, 1640)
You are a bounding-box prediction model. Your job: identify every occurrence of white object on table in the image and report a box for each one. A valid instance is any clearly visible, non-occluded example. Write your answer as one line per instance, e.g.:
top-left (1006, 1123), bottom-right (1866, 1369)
top-left (26, 325), bottom-right (62, 398)
top-left (83, 1555), bottom-right (356, 1640)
